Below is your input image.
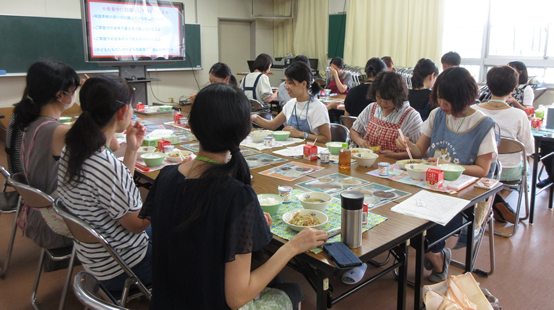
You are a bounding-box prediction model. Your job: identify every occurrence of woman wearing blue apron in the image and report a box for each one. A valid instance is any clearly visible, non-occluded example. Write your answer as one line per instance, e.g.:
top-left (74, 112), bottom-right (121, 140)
top-left (240, 53), bottom-right (277, 113)
top-left (396, 67), bottom-right (498, 283)
top-left (251, 62), bottom-right (332, 143)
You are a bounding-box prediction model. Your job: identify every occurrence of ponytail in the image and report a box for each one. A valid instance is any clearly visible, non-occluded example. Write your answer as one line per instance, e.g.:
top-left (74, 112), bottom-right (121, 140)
top-left (364, 58), bottom-right (386, 79)
top-left (13, 95), bottom-right (41, 132)
top-left (309, 80), bottom-right (322, 96)
top-left (411, 58), bottom-right (438, 89)
top-left (229, 75), bottom-right (238, 87)
top-left (178, 83), bottom-right (252, 231)
top-left (62, 74), bottom-right (133, 187)
top-left (63, 111), bottom-right (106, 186)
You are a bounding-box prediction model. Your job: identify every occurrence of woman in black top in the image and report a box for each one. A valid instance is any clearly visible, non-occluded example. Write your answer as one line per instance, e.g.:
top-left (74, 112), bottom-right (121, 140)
top-left (343, 57), bottom-right (387, 117)
top-left (408, 58), bottom-right (438, 121)
top-left (141, 84), bottom-right (328, 309)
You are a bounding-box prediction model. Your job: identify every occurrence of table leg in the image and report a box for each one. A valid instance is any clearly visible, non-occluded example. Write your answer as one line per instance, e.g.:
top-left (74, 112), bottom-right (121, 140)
top-left (530, 139), bottom-right (540, 224)
top-left (464, 207), bottom-right (475, 272)
top-left (393, 242), bottom-right (408, 310)
top-left (414, 233), bottom-right (425, 310)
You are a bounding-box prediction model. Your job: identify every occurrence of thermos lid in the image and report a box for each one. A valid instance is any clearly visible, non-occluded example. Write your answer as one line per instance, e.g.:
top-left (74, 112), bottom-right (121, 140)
top-left (340, 191), bottom-right (364, 210)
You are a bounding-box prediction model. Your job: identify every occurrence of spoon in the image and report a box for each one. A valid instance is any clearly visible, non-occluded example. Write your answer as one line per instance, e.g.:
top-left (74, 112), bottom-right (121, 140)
top-left (398, 129), bottom-right (413, 162)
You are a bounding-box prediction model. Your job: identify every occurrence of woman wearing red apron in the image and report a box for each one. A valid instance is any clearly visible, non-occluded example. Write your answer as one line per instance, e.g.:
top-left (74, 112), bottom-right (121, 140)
top-left (350, 71), bottom-right (423, 159)
top-left (325, 57), bottom-right (352, 94)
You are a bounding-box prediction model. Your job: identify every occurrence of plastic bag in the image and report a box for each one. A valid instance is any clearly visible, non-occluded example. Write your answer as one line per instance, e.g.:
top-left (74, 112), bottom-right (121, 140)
top-left (423, 273), bottom-right (494, 310)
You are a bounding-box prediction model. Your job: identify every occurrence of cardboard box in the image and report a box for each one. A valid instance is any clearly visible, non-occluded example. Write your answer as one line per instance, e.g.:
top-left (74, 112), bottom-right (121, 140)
top-left (303, 144), bottom-right (318, 161)
top-left (426, 168), bottom-right (444, 189)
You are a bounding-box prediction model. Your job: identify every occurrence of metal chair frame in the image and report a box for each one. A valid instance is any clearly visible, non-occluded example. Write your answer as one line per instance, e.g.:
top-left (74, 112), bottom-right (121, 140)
top-left (329, 123), bottom-right (350, 143)
top-left (339, 115), bottom-right (357, 130)
top-left (494, 137), bottom-right (529, 237)
top-left (0, 165), bottom-right (23, 277)
top-left (450, 160), bottom-right (502, 277)
top-left (53, 199), bottom-right (151, 307)
top-left (73, 271), bottom-right (129, 310)
top-left (9, 173), bottom-right (75, 310)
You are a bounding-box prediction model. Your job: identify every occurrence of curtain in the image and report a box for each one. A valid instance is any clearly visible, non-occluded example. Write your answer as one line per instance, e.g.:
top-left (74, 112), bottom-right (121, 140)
top-left (292, 0), bottom-right (329, 76)
top-left (344, 0), bottom-right (445, 69)
top-left (273, 0), bottom-right (295, 57)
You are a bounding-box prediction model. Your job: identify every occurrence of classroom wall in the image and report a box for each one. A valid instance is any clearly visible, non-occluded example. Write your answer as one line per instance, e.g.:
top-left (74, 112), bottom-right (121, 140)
top-left (0, 0), bottom-right (274, 108)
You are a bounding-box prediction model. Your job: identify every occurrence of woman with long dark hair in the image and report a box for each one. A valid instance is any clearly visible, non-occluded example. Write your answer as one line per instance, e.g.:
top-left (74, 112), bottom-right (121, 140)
top-left (58, 74), bottom-right (152, 290)
top-left (140, 83), bottom-right (327, 309)
top-left (251, 62), bottom-right (332, 143)
top-left (409, 58), bottom-right (439, 121)
top-left (507, 60), bottom-right (534, 109)
top-left (7, 60), bottom-right (79, 263)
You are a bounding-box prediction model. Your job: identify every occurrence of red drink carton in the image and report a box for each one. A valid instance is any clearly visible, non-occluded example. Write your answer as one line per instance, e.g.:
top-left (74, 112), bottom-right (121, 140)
top-left (426, 168), bottom-right (444, 189)
top-left (173, 112), bottom-right (183, 124)
top-left (136, 102), bottom-right (145, 112)
top-left (303, 144), bottom-right (318, 161)
top-left (157, 139), bottom-right (171, 152)
top-left (362, 201), bottom-right (368, 225)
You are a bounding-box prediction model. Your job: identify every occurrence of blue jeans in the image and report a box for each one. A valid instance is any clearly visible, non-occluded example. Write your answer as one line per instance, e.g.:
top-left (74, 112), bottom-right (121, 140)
top-left (100, 226), bottom-right (152, 291)
top-left (426, 214), bottom-right (463, 253)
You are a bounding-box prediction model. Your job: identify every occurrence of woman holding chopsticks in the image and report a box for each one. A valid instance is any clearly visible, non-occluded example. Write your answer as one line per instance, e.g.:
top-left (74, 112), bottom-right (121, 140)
top-left (349, 71), bottom-right (422, 159)
top-left (395, 67), bottom-right (498, 283)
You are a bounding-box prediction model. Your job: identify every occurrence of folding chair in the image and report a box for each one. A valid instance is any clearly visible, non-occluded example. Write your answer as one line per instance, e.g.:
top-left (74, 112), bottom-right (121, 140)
top-left (53, 199), bottom-right (151, 307)
top-left (450, 160), bottom-right (502, 277)
top-left (249, 98), bottom-right (270, 114)
top-left (330, 123), bottom-right (349, 143)
top-left (494, 138), bottom-right (529, 237)
top-left (9, 173), bottom-right (75, 310)
top-left (0, 165), bottom-right (23, 277)
top-left (339, 115), bottom-right (357, 130)
top-left (73, 271), bottom-right (128, 310)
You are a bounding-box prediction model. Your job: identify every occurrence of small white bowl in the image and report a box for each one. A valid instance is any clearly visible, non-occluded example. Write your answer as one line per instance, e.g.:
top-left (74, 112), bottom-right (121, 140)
top-left (282, 209), bottom-right (328, 232)
top-left (350, 148), bottom-right (373, 156)
top-left (166, 150), bottom-right (192, 163)
top-left (250, 130), bottom-right (272, 143)
top-left (396, 159), bottom-right (428, 170)
top-left (136, 146), bottom-right (156, 158)
top-left (405, 164), bottom-right (430, 181)
top-left (297, 192), bottom-right (332, 212)
top-left (354, 152), bottom-right (379, 168)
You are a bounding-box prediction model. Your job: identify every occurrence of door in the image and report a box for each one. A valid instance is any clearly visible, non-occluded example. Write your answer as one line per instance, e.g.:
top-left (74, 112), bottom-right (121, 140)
top-left (218, 19), bottom-right (254, 81)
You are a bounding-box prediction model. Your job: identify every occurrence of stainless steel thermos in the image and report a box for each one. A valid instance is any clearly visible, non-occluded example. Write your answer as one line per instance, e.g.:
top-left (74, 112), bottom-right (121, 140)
top-left (340, 191), bottom-right (364, 248)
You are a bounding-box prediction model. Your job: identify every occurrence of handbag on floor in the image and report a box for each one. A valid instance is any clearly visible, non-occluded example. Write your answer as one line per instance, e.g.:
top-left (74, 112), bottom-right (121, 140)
top-left (423, 272), bottom-right (500, 310)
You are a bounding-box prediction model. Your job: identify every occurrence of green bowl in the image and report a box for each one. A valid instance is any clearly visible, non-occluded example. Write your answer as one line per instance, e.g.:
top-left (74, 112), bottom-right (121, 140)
top-left (437, 164), bottom-right (465, 181)
top-left (158, 105), bottom-right (173, 112)
top-left (140, 152), bottom-right (166, 167)
top-left (257, 194), bottom-right (283, 215)
top-left (326, 142), bottom-right (344, 155)
top-left (272, 131), bottom-right (291, 141)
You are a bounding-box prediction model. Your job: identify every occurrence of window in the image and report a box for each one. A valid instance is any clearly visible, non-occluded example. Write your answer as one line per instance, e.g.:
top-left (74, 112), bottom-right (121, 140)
top-left (443, 0), bottom-right (554, 84)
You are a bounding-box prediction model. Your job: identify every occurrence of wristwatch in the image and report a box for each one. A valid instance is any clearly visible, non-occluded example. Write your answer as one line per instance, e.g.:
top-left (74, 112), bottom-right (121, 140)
top-left (303, 132), bottom-right (309, 139)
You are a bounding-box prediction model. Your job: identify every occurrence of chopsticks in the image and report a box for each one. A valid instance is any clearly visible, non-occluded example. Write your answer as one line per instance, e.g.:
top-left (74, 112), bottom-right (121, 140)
top-left (398, 129), bottom-right (413, 161)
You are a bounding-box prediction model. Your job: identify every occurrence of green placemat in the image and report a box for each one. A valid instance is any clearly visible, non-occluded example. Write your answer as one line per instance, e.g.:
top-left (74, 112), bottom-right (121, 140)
top-left (270, 189), bottom-right (387, 254)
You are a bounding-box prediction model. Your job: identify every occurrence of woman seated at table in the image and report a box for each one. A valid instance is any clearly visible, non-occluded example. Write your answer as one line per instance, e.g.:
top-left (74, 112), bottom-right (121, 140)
top-left (325, 57), bottom-right (352, 94)
top-left (7, 60), bottom-right (78, 269)
top-left (474, 65), bottom-right (534, 222)
top-left (507, 61), bottom-right (534, 110)
top-left (240, 53), bottom-right (277, 112)
top-left (341, 57), bottom-right (386, 117)
top-left (350, 71), bottom-right (423, 159)
top-left (139, 83), bottom-right (328, 309)
top-left (58, 75), bottom-right (152, 291)
top-left (396, 67), bottom-right (498, 283)
top-left (409, 58), bottom-right (438, 121)
top-left (251, 62), bottom-right (332, 143)
top-left (188, 62), bottom-right (237, 103)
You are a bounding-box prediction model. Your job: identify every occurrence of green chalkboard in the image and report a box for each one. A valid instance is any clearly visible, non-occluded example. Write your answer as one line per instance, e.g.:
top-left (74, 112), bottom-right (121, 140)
top-left (328, 14), bottom-right (346, 59)
top-left (0, 15), bottom-right (201, 74)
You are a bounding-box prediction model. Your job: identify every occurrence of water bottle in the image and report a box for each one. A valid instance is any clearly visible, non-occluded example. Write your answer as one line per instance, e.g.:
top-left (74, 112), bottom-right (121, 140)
top-left (338, 143), bottom-right (351, 170)
top-left (341, 191), bottom-right (364, 248)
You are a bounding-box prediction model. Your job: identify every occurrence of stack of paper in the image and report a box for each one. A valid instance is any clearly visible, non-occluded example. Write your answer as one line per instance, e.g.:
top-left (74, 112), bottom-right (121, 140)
top-left (391, 190), bottom-right (470, 226)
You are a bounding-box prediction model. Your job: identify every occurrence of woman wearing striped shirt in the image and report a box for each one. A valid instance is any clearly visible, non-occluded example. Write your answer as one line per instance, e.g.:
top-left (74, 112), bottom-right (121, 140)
top-left (58, 75), bottom-right (151, 290)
